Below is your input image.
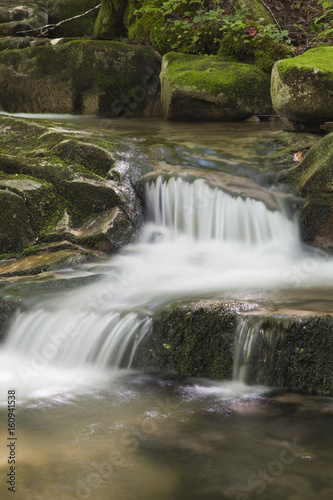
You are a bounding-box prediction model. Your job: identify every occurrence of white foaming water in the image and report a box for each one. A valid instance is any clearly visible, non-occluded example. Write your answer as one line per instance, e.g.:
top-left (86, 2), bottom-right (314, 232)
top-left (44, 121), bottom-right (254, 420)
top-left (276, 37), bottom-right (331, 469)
top-left (1, 175), bottom-right (333, 399)
top-left (145, 176), bottom-right (297, 245)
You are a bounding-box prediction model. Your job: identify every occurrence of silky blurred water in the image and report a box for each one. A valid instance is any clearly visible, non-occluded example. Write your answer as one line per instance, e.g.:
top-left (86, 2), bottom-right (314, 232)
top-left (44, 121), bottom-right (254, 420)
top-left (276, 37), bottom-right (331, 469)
top-left (0, 116), bottom-right (333, 500)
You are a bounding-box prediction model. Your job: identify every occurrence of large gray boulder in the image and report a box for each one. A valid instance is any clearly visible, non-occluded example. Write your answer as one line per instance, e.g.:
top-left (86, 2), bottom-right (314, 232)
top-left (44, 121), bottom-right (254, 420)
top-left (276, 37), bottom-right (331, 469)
top-left (271, 47), bottom-right (333, 126)
top-left (0, 40), bottom-right (161, 117)
top-left (160, 52), bottom-right (272, 120)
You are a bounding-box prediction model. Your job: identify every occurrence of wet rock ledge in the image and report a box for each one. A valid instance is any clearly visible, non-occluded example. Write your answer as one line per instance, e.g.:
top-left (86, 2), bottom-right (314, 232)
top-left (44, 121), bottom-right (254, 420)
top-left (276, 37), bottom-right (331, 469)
top-left (133, 299), bottom-right (333, 396)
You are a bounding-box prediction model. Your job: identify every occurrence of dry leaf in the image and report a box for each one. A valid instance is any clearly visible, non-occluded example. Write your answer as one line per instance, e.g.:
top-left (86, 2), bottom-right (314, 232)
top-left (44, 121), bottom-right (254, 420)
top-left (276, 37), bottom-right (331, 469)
top-left (294, 151), bottom-right (305, 162)
top-left (246, 27), bottom-right (257, 36)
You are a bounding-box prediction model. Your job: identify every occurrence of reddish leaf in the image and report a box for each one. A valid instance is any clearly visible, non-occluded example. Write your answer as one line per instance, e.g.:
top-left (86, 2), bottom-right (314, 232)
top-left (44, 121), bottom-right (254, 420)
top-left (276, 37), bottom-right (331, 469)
top-left (245, 27), bottom-right (257, 36)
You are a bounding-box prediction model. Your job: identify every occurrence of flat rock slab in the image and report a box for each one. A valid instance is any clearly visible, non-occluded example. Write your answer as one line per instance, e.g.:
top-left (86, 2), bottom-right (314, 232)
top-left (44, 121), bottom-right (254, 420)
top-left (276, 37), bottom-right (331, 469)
top-left (0, 247), bottom-right (97, 277)
top-left (271, 47), bottom-right (333, 125)
top-left (160, 52), bottom-right (272, 121)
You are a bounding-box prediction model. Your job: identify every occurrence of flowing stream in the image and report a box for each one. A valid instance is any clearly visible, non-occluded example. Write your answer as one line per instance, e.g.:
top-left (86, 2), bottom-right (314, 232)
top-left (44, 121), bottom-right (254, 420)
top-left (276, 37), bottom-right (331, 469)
top-left (1, 118), bottom-right (333, 499)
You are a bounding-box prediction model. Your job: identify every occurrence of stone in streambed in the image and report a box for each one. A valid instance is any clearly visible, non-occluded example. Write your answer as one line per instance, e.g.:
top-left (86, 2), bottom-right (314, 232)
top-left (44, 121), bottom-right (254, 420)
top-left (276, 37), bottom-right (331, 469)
top-left (0, 40), bottom-right (161, 117)
top-left (160, 52), bottom-right (272, 121)
top-left (281, 132), bottom-right (333, 250)
top-left (0, 115), bottom-right (142, 258)
top-left (271, 47), bottom-right (333, 126)
top-left (133, 300), bottom-right (251, 379)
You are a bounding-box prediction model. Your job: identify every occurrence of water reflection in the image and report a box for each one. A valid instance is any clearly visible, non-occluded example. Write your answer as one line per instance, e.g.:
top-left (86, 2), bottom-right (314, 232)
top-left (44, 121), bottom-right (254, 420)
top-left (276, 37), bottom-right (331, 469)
top-left (0, 373), bottom-right (333, 499)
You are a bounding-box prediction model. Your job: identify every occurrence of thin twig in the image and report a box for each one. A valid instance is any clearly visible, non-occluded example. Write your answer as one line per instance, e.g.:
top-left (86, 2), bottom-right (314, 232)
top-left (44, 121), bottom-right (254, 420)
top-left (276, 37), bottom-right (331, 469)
top-left (18, 4), bottom-right (101, 37)
top-left (258, 0), bottom-right (283, 32)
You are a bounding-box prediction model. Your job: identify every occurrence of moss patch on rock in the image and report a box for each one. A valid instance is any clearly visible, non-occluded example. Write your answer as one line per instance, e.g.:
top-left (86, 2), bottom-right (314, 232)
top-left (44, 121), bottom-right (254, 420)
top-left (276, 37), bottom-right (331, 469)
top-left (0, 115), bottom-right (142, 260)
top-left (160, 52), bottom-right (272, 120)
top-left (133, 300), bottom-right (249, 379)
top-left (271, 47), bottom-right (333, 124)
top-left (280, 133), bottom-right (333, 249)
top-left (242, 313), bottom-right (333, 395)
top-left (93, 0), bottom-right (127, 39)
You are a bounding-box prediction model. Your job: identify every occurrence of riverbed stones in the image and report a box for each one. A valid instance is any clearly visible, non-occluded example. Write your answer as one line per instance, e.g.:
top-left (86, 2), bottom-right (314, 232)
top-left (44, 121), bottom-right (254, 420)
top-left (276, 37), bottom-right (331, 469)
top-left (0, 40), bottom-right (161, 117)
top-left (271, 47), bottom-right (333, 126)
top-left (0, 115), bottom-right (142, 260)
top-left (0, 1), bottom-right (48, 36)
top-left (281, 131), bottom-right (333, 250)
top-left (160, 52), bottom-right (272, 120)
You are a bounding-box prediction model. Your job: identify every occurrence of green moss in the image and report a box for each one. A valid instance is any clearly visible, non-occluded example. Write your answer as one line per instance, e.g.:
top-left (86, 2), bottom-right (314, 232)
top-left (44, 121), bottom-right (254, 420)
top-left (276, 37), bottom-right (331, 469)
top-left (128, 0), bottom-right (218, 55)
top-left (133, 300), bottom-right (247, 379)
top-left (277, 47), bottom-right (333, 79)
top-left (93, 0), bottom-right (128, 39)
top-left (218, 31), bottom-right (293, 73)
top-left (164, 52), bottom-right (270, 98)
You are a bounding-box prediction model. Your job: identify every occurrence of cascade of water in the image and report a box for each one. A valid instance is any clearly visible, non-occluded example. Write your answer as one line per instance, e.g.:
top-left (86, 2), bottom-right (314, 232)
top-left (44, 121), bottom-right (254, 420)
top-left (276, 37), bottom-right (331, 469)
top-left (233, 318), bottom-right (265, 384)
top-left (0, 174), bottom-right (317, 384)
top-left (145, 176), bottom-right (299, 248)
top-left (233, 316), bottom-right (286, 385)
top-left (5, 307), bottom-right (151, 369)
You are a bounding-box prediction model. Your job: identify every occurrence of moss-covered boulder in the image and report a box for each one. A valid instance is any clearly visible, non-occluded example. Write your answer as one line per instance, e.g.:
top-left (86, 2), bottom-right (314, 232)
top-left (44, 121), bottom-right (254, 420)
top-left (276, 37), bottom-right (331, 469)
top-left (0, 40), bottom-right (161, 117)
top-left (0, 1), bottom-right (48, 36)
top-left (281, 132), bottom-right (333, 249)
top-left (93, 0), bottom-right (127, 39)
top-left (47, 0), bottom-right (101, 37)
top-left (133, 300), bottom-right (250, 379)
top-left (271, 47), bottom-right (333, 125)
top-left (0, 115), bottom-right (143, 260)
top-left (160, 52), bottom-right (272, 121)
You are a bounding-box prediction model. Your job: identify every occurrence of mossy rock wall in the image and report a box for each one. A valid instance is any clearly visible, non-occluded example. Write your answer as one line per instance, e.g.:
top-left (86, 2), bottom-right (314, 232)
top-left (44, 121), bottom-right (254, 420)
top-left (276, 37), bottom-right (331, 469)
top-left (271, 47), bottom-right (333, 125)
top-left (0, 115), bottom-right (143, 259)
top-left (0, 40), bottom-right (161, 117)
top-left (160, 52), bottom-right (272, 120)
top-left (133, 300), bottom-right (244, 379)
top-left (281, 132), bottom-right (333, 250)
top-left (240, 314), bottom-right (333, 395)
top-left (134, 299), bottom-right (333, 395)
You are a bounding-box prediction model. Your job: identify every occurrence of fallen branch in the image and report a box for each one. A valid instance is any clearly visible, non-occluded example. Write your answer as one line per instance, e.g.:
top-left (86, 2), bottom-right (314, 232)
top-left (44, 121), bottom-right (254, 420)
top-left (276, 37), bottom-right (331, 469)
top-left (258, 0), bottom-right (283, 32)
top-left (18, 3), bottom-right (101, 37)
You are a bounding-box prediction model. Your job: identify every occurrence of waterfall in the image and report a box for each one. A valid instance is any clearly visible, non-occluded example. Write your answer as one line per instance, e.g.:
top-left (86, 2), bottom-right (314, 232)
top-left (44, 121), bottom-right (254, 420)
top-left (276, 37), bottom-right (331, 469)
top-left (0, 173), bottom-right (320, 394)
top-left (5, 307), bottom-right (151, 370)
top-left (145, 176), bottom-right (299, 247)
top-left (233, 315), bottom-right (286, 385)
